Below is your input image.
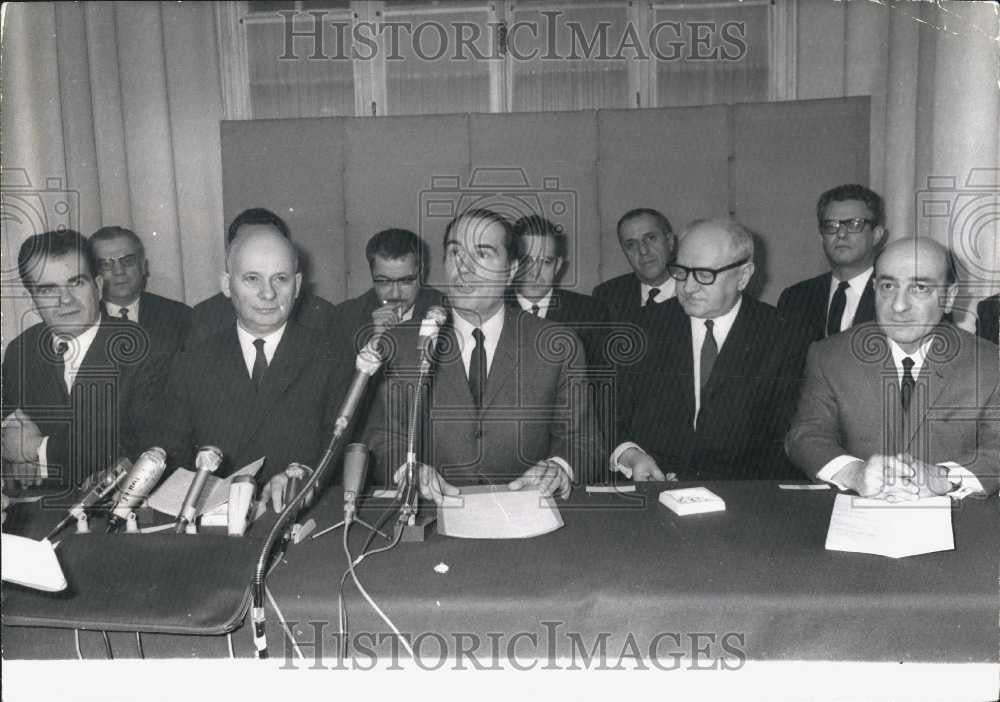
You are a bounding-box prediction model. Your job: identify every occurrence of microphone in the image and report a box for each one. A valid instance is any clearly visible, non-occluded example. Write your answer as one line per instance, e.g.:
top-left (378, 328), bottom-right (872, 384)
top-left (343, 443), bottom-right (369, 521)
top-left (175, 446), bottom-right (223, 534)
top-left (417, 306), bottom-right (448, 370)
top-left (106, 447), bottom-right (167, 533)
top-left (45, 457), bottom-right (132, 540)
top-left (332, 337), bottom-right (385, 438)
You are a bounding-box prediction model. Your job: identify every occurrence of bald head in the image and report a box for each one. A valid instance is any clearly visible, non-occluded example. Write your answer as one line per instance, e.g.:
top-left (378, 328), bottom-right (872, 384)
top-left (674, 218), bottom-right (755, 319)
top-left (874, 237), bottom-right (958, 353)
top-left (222, 223), bottom-right (302, 336)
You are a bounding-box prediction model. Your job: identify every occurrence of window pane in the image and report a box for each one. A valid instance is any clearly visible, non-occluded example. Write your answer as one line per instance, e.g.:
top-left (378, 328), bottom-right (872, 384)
top-left (383, 7), bottom-right (492, 116)
top-left (511, 3), bottom-right (630, 112)
top-left (653, 1), bottom-right (769, 107)
top-left (247, 11), bottom-right (355, 119)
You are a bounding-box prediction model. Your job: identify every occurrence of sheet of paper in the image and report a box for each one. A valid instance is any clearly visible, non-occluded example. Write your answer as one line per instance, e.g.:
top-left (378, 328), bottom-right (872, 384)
top-left (1, 534), bottom-right (67, 592)
top-left (436, 485), bottom-right (563, 539)
top-left (147, 457), bottom-right (264, 517)
top-left (825, 493), bottom-right (954, 559)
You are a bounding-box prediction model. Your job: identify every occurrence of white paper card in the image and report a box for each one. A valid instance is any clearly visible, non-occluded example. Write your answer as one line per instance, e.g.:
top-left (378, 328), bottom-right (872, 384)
top-left (1, 534), bottom-right (67, 592)
top-left (659, 487), bottom-right (726, 515)
top-left (147, 457), bottom-right (264, 517)
top-left (825, 493), bottom-right (954, 559)
top-left (436, 485), bottom-right (563, 539)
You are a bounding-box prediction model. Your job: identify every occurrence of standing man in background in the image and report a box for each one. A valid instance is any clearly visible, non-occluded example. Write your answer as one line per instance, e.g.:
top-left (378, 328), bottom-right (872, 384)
top-left (90, 226), bottom-right (191, 354)
top-left (186, 208), bottom-right (336, 346)
top-left (593, 208), bottom-right (676, 322)
top-left (777, 184), bottom-right (886, 346)
top-left (976, 294), bottom-right (999, 346)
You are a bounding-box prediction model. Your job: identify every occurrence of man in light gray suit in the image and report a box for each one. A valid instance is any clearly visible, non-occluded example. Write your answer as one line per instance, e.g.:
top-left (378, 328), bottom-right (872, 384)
top-left (786, 237), bottom-right (998, 499)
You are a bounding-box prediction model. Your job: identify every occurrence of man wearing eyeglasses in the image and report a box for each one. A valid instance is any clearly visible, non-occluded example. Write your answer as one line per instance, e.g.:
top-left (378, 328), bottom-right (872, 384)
top-left (90, 226), bottom-right (192, 354)
top-left (777, 185), bottom-right (887, 346)
top-left (610, 218), bottom-right (802, 481)
top-left (2, 230), bottom-right (164, 492)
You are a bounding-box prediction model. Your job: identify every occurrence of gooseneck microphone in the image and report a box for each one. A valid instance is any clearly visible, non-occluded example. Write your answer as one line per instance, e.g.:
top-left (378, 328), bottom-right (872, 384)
top-left (342, 443), bottom-right (369, 523)
top-left (106, 447), bottom-right (167, 533)
top-left (332, 337), bottom-right (386, 438)
top-left (45, 457), bottom-right (131, 540)
top-left (175, 446), bottom-right (223, 533)
top-left (417, 305), bottom-right (448, 371)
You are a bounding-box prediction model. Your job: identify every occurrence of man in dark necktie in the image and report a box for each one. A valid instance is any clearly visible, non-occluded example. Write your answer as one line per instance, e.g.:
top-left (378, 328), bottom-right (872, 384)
top-left (777, 184), bottom-right (887, 347)
top-left (611, 218), bottom-right (802, 481)
top-left (150, 222), bottom-right (349, 510)
top-left (90, 226), bottom-right (192, 354)
top-left (593, 208), bottom-right (677, 321)
top-left (786, 237), bottom-right (997, 499)
top-left (2, 230), bottom-right (164, 493)
top-left (366, 208), bottom-right (600, 497)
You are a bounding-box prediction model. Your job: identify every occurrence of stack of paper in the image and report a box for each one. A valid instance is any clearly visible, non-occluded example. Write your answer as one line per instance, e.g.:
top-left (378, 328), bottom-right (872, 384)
top-left (146, 457), bottom-right (264, 518)
top-left (659, 487), bottom-right (726, 515)
top-left (825, 493), bottom-right (954, 558)
top-left (437, 485), bottom-right (563, 539)
top-left (1, 534), bottom-right (67, 592)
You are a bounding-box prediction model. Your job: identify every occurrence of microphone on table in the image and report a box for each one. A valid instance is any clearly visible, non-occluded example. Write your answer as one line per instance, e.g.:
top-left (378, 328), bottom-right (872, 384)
top-left (279, 462), bottom-right (311, 549)
top-left (175, 446), bottom-right (223, 534)
top-left (331, 333), bottom-right (386, 440)
top-left (106, 447), bottom-right (167, 533)
top-left (343, 443), bottom-right (369, 523)
top-left (45, 457), bottom-right (131, 540)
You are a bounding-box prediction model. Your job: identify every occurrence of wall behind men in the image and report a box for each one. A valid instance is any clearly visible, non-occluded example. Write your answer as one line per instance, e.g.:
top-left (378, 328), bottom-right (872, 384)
top-left (221, 96), bottom-right (869, 306)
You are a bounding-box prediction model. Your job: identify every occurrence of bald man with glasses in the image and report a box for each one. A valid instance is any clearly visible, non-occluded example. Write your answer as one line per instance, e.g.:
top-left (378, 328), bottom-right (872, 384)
top-left (610, 218), bottom-right (803, 482)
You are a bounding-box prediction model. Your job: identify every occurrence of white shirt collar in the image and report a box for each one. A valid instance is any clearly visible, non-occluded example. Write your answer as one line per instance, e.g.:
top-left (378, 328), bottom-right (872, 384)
top-left (888, 336), bottom-right (931, 383)
top-left (451, 305), bottom-right (505, 374)
top-left (54, 319), bottom-right (102, 391)
top-left (105, 297), bottom-right (140, 322)
top-left (236, 322), bottom-right (287, 376)
top-left (690, 295), bottom-right (743, 349)
top-left (832, 266), bottom-right (873, 294)
top-left (640, 278), bottom-right (676, 306)
top-left (516, 289), bottom-right (554, 318)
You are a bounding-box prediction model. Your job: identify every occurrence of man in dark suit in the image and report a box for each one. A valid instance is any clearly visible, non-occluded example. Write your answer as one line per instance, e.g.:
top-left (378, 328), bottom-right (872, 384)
top-left (2, 230), bottom-right (164, 494)
top-left (592, 208), bottom-right (676, 321)
top-left (186, 208), bottom-right (336, 347)
top-left (786, 238), bottom-right (997, 498)
top-left (90, 226), bottom-right (192, 353)
top-left (151, 221), bottom-right (349, 510)
top-left (976, 294), bottom-right (999, 346)
top-left (366, 209), bottom-right (600, 499)
top-left (611, 218), bottom-right (801, 481)
top-left (777, 184), bottom-right (887, 346)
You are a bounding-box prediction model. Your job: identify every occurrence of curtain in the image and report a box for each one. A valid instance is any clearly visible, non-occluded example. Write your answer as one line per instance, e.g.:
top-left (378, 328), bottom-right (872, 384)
top-left (1, 1), bottom-right (226, 352)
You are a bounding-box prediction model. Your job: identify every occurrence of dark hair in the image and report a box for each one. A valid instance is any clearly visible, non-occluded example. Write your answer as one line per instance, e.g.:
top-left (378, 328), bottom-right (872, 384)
top-left (226, 208), bottom-right (291, 245)
top-left (616, 208), bottom-right (673, 239)
top-left (91, 225), bottom-right (145, 257)
top-left (442, 208), bottom-right (517, 262)
top-left (512, 215), bottom-right (567, 260)
top-left (365, 228), bottom-right (427, 272)
top-left (18, 229), bottom-right (96, 290)
top-left (816, 184), bottom-right (884, 226)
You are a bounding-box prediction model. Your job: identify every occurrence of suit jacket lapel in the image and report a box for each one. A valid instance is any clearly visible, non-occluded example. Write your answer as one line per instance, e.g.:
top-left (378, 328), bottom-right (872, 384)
top-left (235, 323), bottom-right (312, 454)
top-left (701, 299), bottom-right (752, 405)
top-left (901, 327), bottom-right (953, 451)
top-left (215, 325), bottom-right (258, 455)
top-left (483, 308), bottom-right (516, 410)
top-left (669, 308), bottom-right (696, 427)
top-left (853, 273), bottom-right (876, 326)
top-left (38, 328), bottom-right (70, 402)
top-left (433, 323), bottom-right (476, 409)
top-left (812, 273), bottom-right (833, 337)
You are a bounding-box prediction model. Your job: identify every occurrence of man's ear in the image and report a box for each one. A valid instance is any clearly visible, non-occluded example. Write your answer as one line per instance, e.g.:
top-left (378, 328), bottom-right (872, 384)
top-left (293, 272), bottom-right (303, 300)
top-left (737, 261), bottom-right (756, 291)
top-left (220, 272), bottom-right (232, 299)
top-left (941, 282), bottom-right (959, 315)
top-left (94, 274), bottom-right (105, 298)
top-left (873, 225), bottom-right (889, 250)
top-left (554, 257), bottom-right (566, 282)
top-left (507, 258), bottom-right (519, 286)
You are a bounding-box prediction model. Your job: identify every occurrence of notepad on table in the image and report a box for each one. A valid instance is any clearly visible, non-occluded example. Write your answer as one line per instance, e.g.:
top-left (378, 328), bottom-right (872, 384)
top-left (825, 493), bottom-right (954, 559)
top-left (659, 487), bottom-right (726, 515)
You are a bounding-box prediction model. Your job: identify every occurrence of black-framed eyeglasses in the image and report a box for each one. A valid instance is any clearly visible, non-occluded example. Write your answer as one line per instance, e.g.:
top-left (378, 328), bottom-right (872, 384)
top-left (96, 254), bottom-right (141, 271)
top-left (372, 275), bottom-right (419, 287)
top-left (819, 218), bottom-right (876, 236)
top-left (667, 257), bottom-right (749, 285)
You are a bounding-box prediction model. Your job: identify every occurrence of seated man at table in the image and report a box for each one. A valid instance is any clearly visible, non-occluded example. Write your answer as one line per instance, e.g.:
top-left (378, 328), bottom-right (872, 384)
top-left (786, 237), bottom-right (998, 498)
top-left (149, 220), bottom-right (350, 510)
top-left (186, 208), bottom-right (336, 347)
top-left (610, 218), bottom-right (802, 481)
top-left (365, 208), bottom-right (601, 500)
top-left (2, 230), bottom-right (165, 494)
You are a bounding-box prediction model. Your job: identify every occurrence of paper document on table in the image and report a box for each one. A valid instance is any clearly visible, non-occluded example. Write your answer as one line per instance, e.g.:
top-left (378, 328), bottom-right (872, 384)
top-left (825, 493), bottom-right (954, 558)
top-left (1, 534), bottom-right (67, 592)
top-left (147, 457), bottom-right (264, 517)
top-left (437, 485), bottom-right (563, 539)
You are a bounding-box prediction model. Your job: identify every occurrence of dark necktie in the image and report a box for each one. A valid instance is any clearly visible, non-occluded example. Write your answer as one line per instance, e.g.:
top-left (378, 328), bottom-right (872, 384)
top-left (251, 338), bottom-right (268, 389)
top-left (55, 339), bottom-right (69, 392)
top-left (900, 356), bottom-right (916, 413)
top-left (700, 319), bottom-right (717, 390)
top-left (119, 307), bottom-right (129, 321)
top-left (468, 328), bottom-right (486, 409)
top-left (530, 304), bottom-right (540, 316)
top-left (826, 280), bottom-right (850, 337)
top-left (646, 288), bottom-right (660, 308)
